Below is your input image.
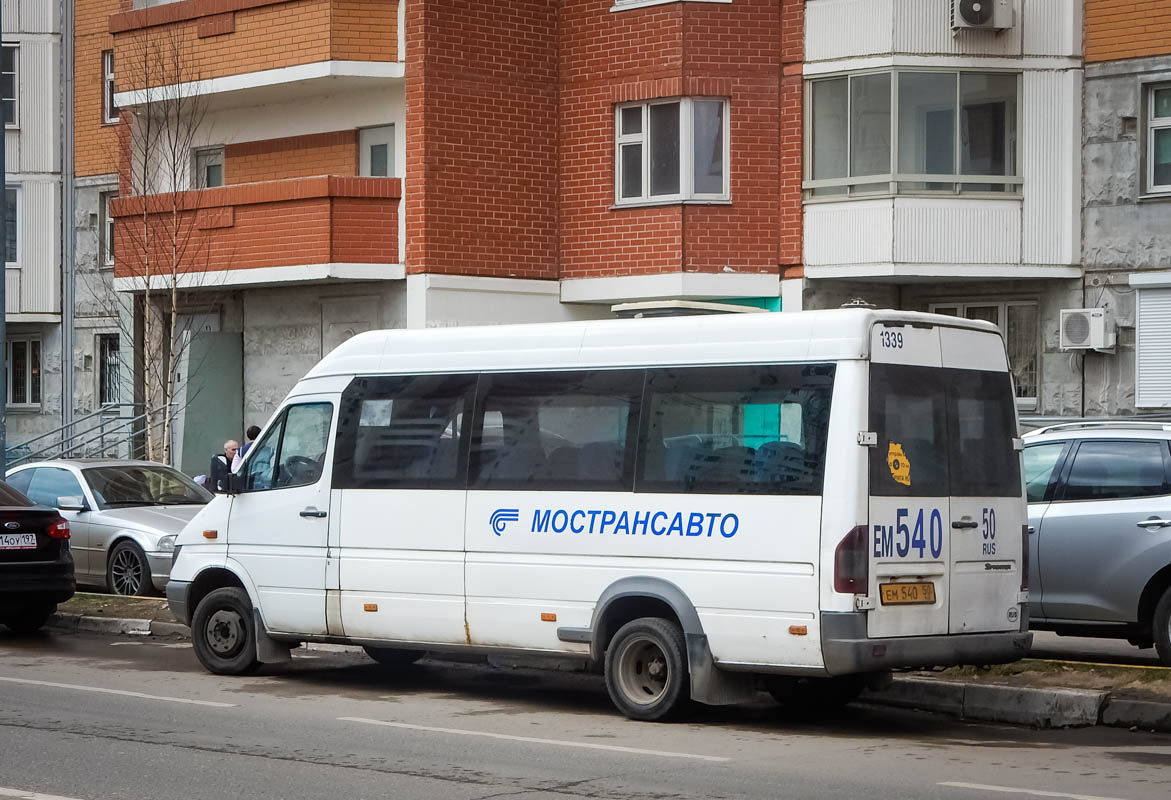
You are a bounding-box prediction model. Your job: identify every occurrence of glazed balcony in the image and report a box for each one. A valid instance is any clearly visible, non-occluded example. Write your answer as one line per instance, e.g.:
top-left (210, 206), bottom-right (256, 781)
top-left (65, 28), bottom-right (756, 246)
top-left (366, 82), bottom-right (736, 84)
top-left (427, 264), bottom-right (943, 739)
top-left (110, 175), bottom-right (403, 290)
top-left (111, 0), bottom-right (402, 112)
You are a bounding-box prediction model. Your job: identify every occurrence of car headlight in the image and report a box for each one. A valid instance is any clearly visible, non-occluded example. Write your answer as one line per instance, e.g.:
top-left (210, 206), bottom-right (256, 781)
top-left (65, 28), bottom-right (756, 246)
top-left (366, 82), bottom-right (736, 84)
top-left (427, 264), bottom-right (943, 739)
top-left (156, 535), bottom-right (176, 552)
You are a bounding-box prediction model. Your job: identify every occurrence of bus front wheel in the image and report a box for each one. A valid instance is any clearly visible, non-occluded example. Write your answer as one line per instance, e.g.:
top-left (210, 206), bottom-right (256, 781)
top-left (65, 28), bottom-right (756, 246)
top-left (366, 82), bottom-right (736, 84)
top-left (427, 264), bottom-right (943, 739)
top-left (191, 587), bottom-right (261, 675)
top-left (604, 617), bottom-right (690, 722)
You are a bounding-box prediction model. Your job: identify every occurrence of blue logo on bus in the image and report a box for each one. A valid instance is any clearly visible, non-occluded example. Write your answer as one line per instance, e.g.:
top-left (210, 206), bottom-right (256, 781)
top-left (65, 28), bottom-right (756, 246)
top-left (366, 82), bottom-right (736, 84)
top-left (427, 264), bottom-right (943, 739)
top-left (490, 508), bottom-right (520, 535)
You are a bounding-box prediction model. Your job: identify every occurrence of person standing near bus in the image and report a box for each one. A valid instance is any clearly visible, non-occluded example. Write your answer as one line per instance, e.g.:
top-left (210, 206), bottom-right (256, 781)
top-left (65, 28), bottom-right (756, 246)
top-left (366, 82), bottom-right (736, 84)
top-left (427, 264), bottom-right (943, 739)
top-left (210, 440), bottom-right (238, 492)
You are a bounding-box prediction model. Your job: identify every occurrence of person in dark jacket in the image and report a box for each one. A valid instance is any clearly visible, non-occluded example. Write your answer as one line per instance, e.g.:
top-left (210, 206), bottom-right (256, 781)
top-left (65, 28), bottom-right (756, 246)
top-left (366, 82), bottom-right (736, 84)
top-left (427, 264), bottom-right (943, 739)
top-left (210, 440), bottom-right (238, 492)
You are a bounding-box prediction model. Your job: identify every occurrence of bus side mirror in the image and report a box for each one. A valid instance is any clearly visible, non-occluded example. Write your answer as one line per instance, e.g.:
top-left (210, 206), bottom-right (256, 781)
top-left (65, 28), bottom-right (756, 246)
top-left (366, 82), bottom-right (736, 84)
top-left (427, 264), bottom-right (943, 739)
top-left (227, 473), bottom-right (245, 495)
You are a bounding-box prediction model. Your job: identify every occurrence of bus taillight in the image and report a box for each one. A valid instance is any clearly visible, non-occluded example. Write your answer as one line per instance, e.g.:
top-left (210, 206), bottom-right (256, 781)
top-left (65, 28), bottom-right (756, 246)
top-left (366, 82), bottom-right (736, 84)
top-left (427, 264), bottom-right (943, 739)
top-left (834, 525), bottom-right (868, 594)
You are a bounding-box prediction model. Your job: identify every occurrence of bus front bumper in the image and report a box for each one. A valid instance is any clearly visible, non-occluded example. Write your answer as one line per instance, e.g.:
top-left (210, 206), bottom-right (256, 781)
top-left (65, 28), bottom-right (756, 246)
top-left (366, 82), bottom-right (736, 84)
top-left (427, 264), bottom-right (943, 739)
top-left (821, 612), bottom-right (1032, 675)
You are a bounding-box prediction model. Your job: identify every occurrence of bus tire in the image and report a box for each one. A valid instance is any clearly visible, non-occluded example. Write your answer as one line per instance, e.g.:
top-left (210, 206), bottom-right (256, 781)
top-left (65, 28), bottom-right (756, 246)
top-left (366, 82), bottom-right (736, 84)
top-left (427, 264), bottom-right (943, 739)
top-left (191, 587), bottom-right (261, 675)
top-left (604, 617), bottom-right (689, 722)
top-left (1153, 587), bottom-right (1171, 667)
top-left (766, 674), bottom-right (865, 714)
top-left (363, 646), bottom-right (424, 667)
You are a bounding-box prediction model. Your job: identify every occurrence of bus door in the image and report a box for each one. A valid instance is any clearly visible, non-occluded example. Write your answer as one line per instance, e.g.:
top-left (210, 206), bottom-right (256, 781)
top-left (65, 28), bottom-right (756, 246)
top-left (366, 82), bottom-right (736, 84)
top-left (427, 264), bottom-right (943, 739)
top-left (867, 327), bottom-right (951, 639)
top-left (939, 328), bottom-right (1025, 635)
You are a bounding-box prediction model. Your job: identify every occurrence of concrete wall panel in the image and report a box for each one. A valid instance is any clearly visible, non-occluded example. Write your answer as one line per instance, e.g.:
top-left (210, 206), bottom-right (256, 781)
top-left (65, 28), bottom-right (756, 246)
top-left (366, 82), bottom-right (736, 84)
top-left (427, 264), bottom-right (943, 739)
top-left (804, 200), bottom-right (894, 266)
top-left (1022, 69), bottom-right (1081, 266)
top-left (893, 0), bottom-right (1022, 57)
top-left (893, 198), bottom-right (1021, 264)
top-left (1023, 0), bottom-right (1082, 58)
top-left (805, 0), bottom-right (892, 62)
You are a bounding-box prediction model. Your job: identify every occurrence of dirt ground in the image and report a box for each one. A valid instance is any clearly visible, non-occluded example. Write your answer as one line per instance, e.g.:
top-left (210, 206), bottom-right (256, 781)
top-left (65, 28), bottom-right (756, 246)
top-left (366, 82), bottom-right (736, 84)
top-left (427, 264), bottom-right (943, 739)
top-left (58, 592), bottom-right (177, 623)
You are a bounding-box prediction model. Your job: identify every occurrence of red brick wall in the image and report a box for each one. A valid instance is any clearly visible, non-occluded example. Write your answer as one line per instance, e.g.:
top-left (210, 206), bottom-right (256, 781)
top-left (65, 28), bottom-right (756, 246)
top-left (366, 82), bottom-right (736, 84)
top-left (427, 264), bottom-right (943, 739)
top-left (225, 130), bottom-right (359, 184)
top-left (76, 0), bottom-right (124, 177)
top-left (405, 0), bottom-right (559, 278)
top-left (558, 0), bottom-right (793, 281)
top-left (1086, 0), bottom-right (1171, 63)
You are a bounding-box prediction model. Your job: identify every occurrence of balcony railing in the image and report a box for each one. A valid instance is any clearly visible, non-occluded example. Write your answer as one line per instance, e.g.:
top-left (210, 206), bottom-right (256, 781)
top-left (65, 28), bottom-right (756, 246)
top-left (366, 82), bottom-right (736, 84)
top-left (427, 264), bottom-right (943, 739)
top-left (111, 175), bottom-right (402, 288)
top-left (111, 0), bottom-right (401, 104)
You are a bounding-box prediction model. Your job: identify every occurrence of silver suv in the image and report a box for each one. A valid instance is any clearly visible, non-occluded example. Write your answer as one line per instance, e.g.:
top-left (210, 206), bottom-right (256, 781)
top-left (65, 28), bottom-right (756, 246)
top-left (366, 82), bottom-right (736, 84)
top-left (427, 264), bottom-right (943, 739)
top-left (1023, 422), bottom-right (1171, 665)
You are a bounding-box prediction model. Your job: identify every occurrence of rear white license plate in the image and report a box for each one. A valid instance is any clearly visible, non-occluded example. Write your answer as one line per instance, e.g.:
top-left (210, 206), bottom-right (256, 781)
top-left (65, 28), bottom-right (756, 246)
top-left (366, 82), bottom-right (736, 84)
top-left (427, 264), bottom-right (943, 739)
top-left (0, 533), bottom-right (37, 550)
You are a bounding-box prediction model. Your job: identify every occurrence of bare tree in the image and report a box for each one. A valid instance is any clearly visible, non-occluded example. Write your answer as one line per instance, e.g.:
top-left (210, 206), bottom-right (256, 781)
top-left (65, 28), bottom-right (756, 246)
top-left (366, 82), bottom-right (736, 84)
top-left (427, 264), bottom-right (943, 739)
top-left (105, 25), bottom-right (227, 464)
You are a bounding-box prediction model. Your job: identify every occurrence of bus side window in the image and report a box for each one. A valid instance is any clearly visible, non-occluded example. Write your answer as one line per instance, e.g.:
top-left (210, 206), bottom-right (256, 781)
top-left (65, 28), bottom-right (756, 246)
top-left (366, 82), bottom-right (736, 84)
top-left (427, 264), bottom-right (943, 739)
top-left (470, 369), bottom-right (642, 491)
top-left (638, 364), bottom-right (835, 496)
top-left (332, 375), bottom-right (476, 490)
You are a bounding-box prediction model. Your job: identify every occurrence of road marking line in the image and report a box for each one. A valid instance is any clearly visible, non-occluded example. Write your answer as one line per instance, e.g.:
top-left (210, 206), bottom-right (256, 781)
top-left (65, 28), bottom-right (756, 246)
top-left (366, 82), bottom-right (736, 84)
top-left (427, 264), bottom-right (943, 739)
top-left (340, 717), bottom-right (730, 762)
top-left (0, 787), bottom-right (88, 800)
top-left (0, 676), bottom-right (236, 708)
top-left (939, 781), bottom-right (1129, 800)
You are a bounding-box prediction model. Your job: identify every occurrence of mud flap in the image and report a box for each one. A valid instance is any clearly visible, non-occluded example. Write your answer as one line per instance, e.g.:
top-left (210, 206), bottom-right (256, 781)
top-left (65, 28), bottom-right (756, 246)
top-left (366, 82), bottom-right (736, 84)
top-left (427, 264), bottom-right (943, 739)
top-left (253, 609), bottom-right (293, 664)
top-left (686, 633), bottom-right (758, 706)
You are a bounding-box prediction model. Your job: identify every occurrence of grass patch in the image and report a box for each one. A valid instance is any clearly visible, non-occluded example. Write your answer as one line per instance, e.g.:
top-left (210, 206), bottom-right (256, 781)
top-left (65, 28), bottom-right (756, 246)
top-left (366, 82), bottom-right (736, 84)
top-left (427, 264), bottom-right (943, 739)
top-left (58, 591), bottom-right (175, 622)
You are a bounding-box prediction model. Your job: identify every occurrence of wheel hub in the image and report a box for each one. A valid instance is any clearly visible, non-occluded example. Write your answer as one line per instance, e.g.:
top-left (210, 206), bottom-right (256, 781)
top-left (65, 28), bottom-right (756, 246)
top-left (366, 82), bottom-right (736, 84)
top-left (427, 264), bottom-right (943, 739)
top-left (206, 609), bottom-right (243, 655)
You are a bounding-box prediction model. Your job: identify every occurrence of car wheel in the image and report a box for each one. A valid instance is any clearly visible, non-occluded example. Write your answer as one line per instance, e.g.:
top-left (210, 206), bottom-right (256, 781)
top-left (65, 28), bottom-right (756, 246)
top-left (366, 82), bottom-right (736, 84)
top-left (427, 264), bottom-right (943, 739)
top-left (604, 617), bottom-right (690, 722)
top-left (0, 603), bottom-right (56, 635)
top-left (1153, 586), bottom-right (1171, 667)
top-left (107, 540), bottom-right (156, 597)
top-left (766, 675), bottom-right (865, 714)
top-left (191, 587), bottom-right (260, 675)
top-left (363, 646), bottom-right (424, 667)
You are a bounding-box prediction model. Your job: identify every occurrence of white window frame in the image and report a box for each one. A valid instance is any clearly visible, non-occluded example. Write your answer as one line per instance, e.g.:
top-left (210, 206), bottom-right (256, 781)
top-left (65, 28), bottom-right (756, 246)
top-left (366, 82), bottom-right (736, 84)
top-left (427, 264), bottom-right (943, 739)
top-left (804, 68), bottom-right (1023, 201)
top-left (614, 97), bottom-right (730, 206)
top-left (1, 43), bottom-right (17, 129)
top-left (6, 335), bottom-right (42, 409)
top-left (4, 185), bottom-right (19, 269)
top-left (929, 300), bottom-right (1039, 408)
top-left (1146, 82), bottom-right (1171, 196)
top-left (102, 49), bottom-right (119, 125)
top-left (193, 146), bottom-right (225, 189)
top-left (100, 191), bottom-right (116, 267)
top-left (359, 125), bottom-right (395, 177)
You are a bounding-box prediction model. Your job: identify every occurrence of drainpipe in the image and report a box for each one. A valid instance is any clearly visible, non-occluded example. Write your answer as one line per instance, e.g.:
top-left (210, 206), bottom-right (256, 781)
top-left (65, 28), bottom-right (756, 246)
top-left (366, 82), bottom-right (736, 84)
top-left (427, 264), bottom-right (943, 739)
top-left (60, 0), bottom-right (76, 441)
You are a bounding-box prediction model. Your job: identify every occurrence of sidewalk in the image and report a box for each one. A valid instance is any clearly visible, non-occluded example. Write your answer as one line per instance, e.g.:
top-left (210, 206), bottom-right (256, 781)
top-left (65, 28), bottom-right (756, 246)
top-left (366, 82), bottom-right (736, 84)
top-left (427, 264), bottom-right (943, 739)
top-left (48, 593), bottom-right (1171, 733)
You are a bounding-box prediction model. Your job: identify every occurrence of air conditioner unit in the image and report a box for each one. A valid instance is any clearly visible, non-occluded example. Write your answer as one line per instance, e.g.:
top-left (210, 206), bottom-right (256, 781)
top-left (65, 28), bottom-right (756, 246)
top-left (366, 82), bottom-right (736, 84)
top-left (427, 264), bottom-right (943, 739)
top-left (952, 0), bottom-right (1013, 31)
top-left (1060, 308), bottom-right (1116, 352)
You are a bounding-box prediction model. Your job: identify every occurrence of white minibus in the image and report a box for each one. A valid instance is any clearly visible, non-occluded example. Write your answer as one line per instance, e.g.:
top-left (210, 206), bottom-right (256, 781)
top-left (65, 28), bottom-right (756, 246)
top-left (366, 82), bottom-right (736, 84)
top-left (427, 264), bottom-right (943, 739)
top-left (168, 308), bottom-right (1031, 720)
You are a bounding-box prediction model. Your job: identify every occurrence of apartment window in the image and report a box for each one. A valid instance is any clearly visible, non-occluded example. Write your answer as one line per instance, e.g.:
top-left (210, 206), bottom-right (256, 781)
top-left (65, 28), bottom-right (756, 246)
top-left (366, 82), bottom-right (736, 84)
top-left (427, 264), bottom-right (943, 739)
top-left (615, 98), bottom-right (729, 204)
top-left (806, 70), bottom-right (1020, 198)
top-left (1148, 84), bottom-right (1171, 195)
top-left (4, 186), bottom-right (17, 267)
top-left (360, 126), bottom-right (394, 177)
top-left (100, 192), bottom-right (116, 267)
top-left (7, 337), bottom-right (42, 408)
top-left (193, 147), bottom-right (224, 188)
top-left (98, 334), bottom-right (120, 406)
top-left (102, 50), bottom-right (118, 124)
top-left (930, 301), bottom-right (1039, 407)
top-left (1, 44), bottom-right (16, 127)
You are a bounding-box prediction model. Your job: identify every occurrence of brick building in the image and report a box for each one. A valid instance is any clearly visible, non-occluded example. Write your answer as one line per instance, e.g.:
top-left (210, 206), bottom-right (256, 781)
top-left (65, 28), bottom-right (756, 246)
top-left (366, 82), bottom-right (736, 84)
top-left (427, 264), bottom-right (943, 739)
top-left (15, 2), bottom-right (1169, 465)
top-left (95, 0), bottom-right (805, 471)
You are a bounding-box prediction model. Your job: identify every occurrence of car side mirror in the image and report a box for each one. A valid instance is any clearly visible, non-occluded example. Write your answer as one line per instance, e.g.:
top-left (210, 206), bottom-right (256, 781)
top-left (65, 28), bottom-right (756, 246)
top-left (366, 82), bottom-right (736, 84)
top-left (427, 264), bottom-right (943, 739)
top-left (57, 495), bottom-right (89, 512)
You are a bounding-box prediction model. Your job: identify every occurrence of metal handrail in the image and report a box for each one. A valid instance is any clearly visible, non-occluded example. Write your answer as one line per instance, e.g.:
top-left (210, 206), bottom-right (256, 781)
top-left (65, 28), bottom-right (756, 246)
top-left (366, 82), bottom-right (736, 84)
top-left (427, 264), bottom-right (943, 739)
top-left (5, 404), bottom-right (175, 467)
top-left (4, 404), bottom-right (135, 454)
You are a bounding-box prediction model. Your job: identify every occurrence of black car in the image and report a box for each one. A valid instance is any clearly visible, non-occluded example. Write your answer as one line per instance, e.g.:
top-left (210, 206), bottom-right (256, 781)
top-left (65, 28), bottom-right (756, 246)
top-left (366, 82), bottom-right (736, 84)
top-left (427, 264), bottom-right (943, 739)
top-left (0, 479), bottom-right (75, 634)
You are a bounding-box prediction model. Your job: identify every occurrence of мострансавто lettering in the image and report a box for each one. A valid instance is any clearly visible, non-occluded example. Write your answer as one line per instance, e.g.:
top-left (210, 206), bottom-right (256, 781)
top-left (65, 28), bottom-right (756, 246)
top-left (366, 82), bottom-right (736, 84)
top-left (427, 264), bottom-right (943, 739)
top-left (530, 509), bottom-right (739, 538)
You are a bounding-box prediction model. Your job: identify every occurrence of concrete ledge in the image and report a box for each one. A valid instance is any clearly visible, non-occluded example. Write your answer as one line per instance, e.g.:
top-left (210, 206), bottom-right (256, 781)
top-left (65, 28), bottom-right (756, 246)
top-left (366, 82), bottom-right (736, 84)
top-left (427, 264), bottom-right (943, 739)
top-left (1101, 697), bottom-right (1171, 732)
top-left (963, 684), bottom-right (1107, 728)
top-left (862, 676), bottom-right (964, 716)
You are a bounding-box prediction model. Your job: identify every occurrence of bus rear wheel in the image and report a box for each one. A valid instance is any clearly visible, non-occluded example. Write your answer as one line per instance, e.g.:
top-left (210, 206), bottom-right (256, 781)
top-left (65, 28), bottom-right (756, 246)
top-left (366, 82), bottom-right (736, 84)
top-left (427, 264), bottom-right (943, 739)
top-left (604, 617), bottom-right (689, 721)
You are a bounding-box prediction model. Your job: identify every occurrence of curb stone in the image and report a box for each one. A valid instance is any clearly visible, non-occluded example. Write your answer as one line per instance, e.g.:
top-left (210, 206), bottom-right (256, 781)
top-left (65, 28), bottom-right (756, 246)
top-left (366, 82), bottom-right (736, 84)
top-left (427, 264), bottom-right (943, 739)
top-left (46, 612), bottom-right (1171, 732)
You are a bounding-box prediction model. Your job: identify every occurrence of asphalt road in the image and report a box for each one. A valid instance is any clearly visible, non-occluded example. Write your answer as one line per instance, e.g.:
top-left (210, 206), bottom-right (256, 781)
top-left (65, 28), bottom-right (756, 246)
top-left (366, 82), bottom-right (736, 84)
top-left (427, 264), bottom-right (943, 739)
top-left (1, 632), bottom-right (1170, 800)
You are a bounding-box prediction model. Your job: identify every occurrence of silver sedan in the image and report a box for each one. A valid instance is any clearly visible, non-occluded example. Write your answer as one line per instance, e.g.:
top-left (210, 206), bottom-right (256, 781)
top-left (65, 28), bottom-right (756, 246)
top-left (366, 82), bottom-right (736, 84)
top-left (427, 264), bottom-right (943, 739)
top-left (4, 459), bottom-right (212, 596)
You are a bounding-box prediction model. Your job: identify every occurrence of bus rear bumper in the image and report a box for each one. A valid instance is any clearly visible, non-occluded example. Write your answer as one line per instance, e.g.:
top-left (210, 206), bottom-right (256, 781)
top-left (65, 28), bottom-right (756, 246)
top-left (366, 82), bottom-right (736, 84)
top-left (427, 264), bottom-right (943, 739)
top-left (821, 611), bottom-right (1032, 675)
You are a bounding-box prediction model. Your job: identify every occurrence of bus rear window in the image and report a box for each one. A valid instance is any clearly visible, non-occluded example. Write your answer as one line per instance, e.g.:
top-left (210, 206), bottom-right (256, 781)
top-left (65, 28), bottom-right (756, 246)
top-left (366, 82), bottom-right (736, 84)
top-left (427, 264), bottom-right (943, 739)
top-left (870, 364), bottom-right (1019, 498)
